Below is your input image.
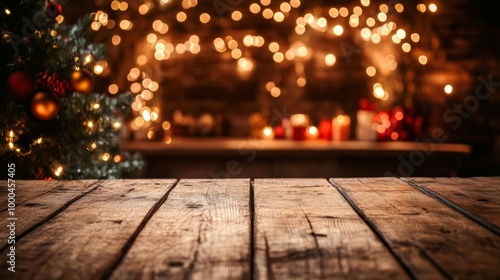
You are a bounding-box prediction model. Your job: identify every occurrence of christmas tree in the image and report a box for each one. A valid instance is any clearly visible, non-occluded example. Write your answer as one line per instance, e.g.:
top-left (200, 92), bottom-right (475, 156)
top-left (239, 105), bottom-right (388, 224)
top-left (1, 0), bottom-right (144, 179)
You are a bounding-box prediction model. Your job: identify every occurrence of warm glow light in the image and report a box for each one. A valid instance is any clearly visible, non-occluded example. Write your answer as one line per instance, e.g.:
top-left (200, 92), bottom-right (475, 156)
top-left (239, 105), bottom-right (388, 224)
top-left (111, 35), bottom-right (121, 45)
top-left (263, 126), bottom-right (274, 138)
top-left (395, 111), bottom-right (404, 121)
top-left (260, 0), bottom-right (271, 6)
top-left (237, 57), bottom-right (254, 73)
top-left (136, 55), bottom-right (147, 66)
top-left (108, 84), bottom-right (118, 94)
top-left (417, 4), bottom-right (426, 13)
top-left (139, 4), bottom-right (149, 14)
top-left (401, 43), bottom-right (411, 52)
top-left (93, 65), bottom-right (103, 74)
top-left (444, 84), bottom-right (453, 94)
top-left (325, 54), bottom-right (336, 66)
top-left (295, 25), bottom-right (305, 35)
top-left (274, 12), bottom-right (285, 22)
top-left (333, 25), bottom-right (344, 36)
top-left (250, 3), bottom-right (261, 14)
top-left (177, 12), bottom-right (187, 22)
top-left (392, 35), bottom-right (401, 44)
top-left (366, 66), bottom-right (376, 77)
top-left (361, 0), bottom-right (370, 7)
top-left (231, 48), bottom-right (242, 59)
top-left (119, 20), bottom-right (132, 30)
top-left (232, 10), bottom-right (243, 21)
top-left (395, 4), bottom-right (404, 12)
top-left (200, 13), bottom-right (210, 23)
top-left (270, 87), bottom-right (281, 97)
top-left (329, 8), bottom-right (339, 18)
top-left (353, 6), bottom-right (363, 16)
top-left (411, 33), bottom-right (420, 42)
top-left (418, 55), bottom-right (428, 65)
top-left (377, 12), bottom-right (387, 22)
top-left (339, 7), bottom-right (349, 17)
top-left (361, 28), bottom-right (371, 40)
top-left (269, 42), bottom-right (280, 53)
top-left (273, 52), bottom-right (284, 63)
top-left (371, 34), bottom-right (381, 44)
top-left (366, 17), bottom-right (375, 27)
top-left (290, 0), bottom-right (301, 8)
top-left (429, 3), bottom-right (437, 12)
top-left (374, 87), bottom-right (385, 98)
top-left (396, 29), bottom-right (406, 39)
top-left (266, 81), bottom-right (275, 91)
top-left (297, 77), bottom-right (306, 87)
top-left (262, 8), bottom-right (273, 19)
top-left (280, 2), bottom-right (291, 13)
top-left (391, 132), bottom-right (399, 141)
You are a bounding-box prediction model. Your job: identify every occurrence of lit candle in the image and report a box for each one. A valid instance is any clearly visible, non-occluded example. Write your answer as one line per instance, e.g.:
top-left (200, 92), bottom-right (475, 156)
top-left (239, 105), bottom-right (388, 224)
top-left (262, 126), bottom-right (274, 140)
top-left (290, 114), bottom-right (309, 141)
top-left (305, 125), bottom-right (319, 140)
top-left (273, 125), bottom-right (285, 139)
top-left (332, 115), bottom-right (351, 141)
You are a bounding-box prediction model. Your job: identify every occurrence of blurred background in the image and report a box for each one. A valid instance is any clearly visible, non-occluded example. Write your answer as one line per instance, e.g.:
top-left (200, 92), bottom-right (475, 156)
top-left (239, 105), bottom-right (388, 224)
top-left (61, 0), bottom-right (500, 178)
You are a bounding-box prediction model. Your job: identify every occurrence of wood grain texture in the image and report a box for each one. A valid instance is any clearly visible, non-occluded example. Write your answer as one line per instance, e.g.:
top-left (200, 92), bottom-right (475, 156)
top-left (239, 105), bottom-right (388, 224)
top-left (405, 177), bottom-right (500, 227)
top-left (253, 178), bottom-right (409, 280)
top-left (0, 180), bottom-right (99, 245)
top-left (0, 179), bottom-right (176, 280)
top-left (0, 180), bottom-right (97, 212)
top-left (110, 179), bottom-right (251, 280)
top-left (331, 177), bottom-right (500, 279)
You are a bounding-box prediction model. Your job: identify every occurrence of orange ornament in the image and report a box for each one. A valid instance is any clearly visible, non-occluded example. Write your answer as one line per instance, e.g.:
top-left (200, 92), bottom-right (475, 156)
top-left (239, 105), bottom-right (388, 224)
top-left (70, 69), bottom-right (94, 93)
top-left (30, 91), bottom-right (60, 120)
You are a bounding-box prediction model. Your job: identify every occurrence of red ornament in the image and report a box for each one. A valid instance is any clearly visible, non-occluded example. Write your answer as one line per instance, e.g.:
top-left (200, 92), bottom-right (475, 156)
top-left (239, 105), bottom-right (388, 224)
top-left (36, 71), bottom-right (71, 96)
top-left (7, 70), bottom-right (35, 100)
top-left (45, 1), bottom-right (63, 18)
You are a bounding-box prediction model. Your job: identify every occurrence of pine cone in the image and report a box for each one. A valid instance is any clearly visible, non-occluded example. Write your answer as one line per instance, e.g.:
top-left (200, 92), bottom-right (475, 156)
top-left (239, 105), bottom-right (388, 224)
top-left (36, 71), bottom-right (71, 96)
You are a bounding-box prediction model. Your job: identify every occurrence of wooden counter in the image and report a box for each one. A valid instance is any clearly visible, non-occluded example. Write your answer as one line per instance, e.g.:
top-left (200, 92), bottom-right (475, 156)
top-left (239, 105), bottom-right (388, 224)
top-left (1, 177), bottom-right (499, 279)
top-left (122, 139), bottom-right (472, 178)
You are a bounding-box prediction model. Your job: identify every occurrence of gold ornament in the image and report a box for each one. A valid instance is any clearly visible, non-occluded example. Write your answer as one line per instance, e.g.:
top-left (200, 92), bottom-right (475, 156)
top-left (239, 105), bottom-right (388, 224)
top-left (30, 91), bottom-right (60, 120)
top-left (70, 69), bottom-right (94, 93)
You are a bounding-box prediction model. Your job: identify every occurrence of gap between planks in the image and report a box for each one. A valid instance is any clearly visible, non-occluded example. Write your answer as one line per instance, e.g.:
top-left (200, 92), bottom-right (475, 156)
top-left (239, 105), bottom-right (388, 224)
top-left (400, 178), bottom-right (500, 236)
top-left (100, 179), bottom-right (180, 280)
top-left (0, 180), bottom-right (103, 253)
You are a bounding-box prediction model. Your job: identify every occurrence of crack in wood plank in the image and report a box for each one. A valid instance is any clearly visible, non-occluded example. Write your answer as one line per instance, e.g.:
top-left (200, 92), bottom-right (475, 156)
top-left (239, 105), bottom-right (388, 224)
top-left (301, 206), bottom-right (325, 280)
top-left (183, 221), bottom-right (203, 280)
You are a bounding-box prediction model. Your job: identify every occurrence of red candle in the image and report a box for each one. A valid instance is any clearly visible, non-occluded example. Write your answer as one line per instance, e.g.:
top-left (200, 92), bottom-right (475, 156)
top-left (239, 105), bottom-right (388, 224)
top-left (274, 125), bottom-right (285, 139)
top-left (318, 119), bottom-right (332, 140)
top-left (290, 114), bottom-right (309, 141)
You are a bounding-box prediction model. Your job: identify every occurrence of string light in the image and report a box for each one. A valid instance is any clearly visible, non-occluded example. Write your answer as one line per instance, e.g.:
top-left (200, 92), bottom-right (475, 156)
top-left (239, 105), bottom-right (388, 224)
top-left (94, 0), bottom-right (436, 138)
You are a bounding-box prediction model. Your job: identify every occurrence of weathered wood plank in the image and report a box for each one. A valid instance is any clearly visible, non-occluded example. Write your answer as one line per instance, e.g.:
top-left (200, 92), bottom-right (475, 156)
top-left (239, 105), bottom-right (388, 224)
top-left (331, 177), bottom-right (500, 279)
top-left (0, 180), bottom-right (99, 247)
top-left (0, 180), bottom-right (97, 212)
top-left (254, 178), bottom-right (409, 280)
top-left (405, 177), bottom-right (500, 229)
top-left (0, 179), bottom-right (177, 280)
top-left (110, 179), bottom-right (251, 280)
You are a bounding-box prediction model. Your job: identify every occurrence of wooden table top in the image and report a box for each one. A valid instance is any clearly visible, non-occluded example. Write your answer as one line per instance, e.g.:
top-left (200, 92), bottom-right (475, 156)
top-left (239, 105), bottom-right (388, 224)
top-left (1, 177), bottom-right (499, 279)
